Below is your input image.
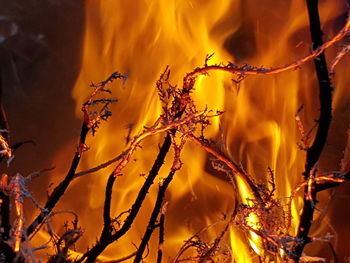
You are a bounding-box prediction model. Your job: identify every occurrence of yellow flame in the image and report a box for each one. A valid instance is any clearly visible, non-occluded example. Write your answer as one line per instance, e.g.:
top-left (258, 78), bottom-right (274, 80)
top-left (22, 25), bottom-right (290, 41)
top-left (230, 226), bottom-right (253, 263)
top-left (235, 175), bottom-right (263, 256)
top-left (34, 0), bottom-right (350, 261)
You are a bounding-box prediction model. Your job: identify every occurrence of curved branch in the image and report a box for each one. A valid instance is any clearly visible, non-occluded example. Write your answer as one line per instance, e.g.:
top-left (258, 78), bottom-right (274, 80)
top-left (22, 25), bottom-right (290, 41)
top-left (187, 134), bottom-right (260, 200)
top-left (183, 12), bottom-right (350, 85)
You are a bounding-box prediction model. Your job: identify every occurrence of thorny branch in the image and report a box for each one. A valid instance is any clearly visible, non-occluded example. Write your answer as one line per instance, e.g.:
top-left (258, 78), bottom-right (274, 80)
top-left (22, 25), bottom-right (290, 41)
top-left (330, 43), bottom-right (350, 73)
top-left (133, 137), bottom-right (184, 263)
top-left (77, 67), bottom-right (220, 263)
top-left (26, 72), bottom-right (125, 237)
top-left (76, 135), bottom-right (174, 263)
top-left (182, 11), bottom-right (350, 85)
top-left (187, 134), bottom-right (260, 200)
top-left (172, 215), bottom-right (233, 262)
top-left (75, 9), bottom-right (350, 261)
top-left (74, 8), bottom-right (350, 180)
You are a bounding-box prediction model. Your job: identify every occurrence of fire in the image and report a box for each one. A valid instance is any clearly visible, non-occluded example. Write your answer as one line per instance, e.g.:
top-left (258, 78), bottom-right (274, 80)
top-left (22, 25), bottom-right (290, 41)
top-left (37, 0), bottom-right (350, 261)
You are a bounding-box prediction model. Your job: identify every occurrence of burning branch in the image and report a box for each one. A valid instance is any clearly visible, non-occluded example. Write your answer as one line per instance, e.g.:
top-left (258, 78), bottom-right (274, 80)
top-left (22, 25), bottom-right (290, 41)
top-left (172, 216), bottom-right (233, 262)
top-left (76, 135), bottom-right (174, 263)
top-left (187, 134), bottom-right (260, 200)
top-left (111, 111), bottom-right (209, 178)
top-left (133, 137), bottom-right (184, 263)
top-left (76, 67), bottom-right (222, 263)
top-left (72, 10), bottom-right (350, 259)
top-left (27, 72), bottom-right (125, 237)
top-left (330, 43), bottom-right (350, 74)
top-left (43, 11), bottom-right (350, 260)
top-left (181, 10), bottom-right (350, 85)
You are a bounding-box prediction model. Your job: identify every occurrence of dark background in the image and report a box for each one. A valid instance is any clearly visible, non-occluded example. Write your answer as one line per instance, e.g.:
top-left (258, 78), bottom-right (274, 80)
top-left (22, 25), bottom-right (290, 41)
top-left (0, 1), bottom-right (84, 179)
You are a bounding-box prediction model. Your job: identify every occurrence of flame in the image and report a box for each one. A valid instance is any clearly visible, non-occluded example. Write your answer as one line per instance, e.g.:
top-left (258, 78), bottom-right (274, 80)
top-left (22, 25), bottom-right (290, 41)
top-left (230, 226), bottom-right (253, 262)
top-left (39, 0), bottom-right (349, 261)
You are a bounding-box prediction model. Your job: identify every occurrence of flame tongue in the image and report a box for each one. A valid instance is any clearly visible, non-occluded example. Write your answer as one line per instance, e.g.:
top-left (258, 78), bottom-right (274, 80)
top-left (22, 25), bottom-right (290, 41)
top-left (51, 0), bottom-right (350, 261)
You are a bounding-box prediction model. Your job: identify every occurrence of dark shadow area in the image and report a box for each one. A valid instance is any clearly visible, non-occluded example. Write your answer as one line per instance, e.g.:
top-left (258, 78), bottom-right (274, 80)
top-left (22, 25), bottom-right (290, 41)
top-left (0, 0), bottom-right (84, 205)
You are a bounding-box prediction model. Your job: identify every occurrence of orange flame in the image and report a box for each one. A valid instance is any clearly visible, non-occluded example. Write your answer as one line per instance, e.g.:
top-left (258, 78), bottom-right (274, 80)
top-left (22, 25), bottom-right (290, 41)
top-left (39, 0), bottom-right (350, 261)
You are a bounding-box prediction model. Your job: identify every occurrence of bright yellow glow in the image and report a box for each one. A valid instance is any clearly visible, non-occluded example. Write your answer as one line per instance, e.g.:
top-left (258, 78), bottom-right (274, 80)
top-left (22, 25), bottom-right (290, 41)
top-left (230, 227), bottom-right (253, 263)
top-left (29, 0), bottom-right (349, 261)
top-left (235, 175), bottom-right (263, 256)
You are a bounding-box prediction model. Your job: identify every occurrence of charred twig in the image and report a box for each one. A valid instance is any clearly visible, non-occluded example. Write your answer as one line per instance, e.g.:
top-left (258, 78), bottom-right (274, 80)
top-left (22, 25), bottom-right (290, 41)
top-left (74, 155), bottom-right (124, 178)
top-left (288, 173), bottom-right (346, 218)
top-left (198, 222), bottom-right (230, 263)
top-left (27, 72), bottom-right (124, 237)
top-left (292, 0), bottom-right (334, 260)
top-left (132, 171), bottom-right (175, 263)
top-left (133, 139), bottom-right (183, 263)
top-left (73, 111), bottom-right (207, 179)
top-left (104, 252), bottom-right (138, 263)
top-left (181, 13), bottom-right (350, 85)
top-left (48, 216), bottom-right (82, 263)
top-left (77, 67), bottom-right (209, 262)
top-left (112, 111), bottom-right (207, 178)
top-left (26, 101), bottom-right (88, 237)
top-left (314, 171), bottom-right (350, 191)
top-left (101, 170), bottom-right (116, 240)
top-left (330, 44), bottom-right (350, 74)
top-left (157, 202), bottom-right (167, 263)
top-left (79, 133), bottom-right (185, 263)
top-left (10, 140), bottom-right (35, 152)
top-left (77, 134), bottom-right (173, 263)
top-left (187, 134), bottom-right (260, 200)
top-left (172, 220), bottom-right (225, 262)
top-left (0, 140), bottom-right (36, 164)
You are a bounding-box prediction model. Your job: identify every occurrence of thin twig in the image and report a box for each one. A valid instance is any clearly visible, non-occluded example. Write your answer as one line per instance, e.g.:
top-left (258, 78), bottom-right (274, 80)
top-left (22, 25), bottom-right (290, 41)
top-left (27, 72), bottom-right (124, 237)
top-left (172, 220), bottom-right (224, 262)
top-left (187, 134), bottom-right (260, 200)
top-left (157, 203), bottom-right (167, 263)
top-left (198, 222), bottom-right (230, 262)
top-left (133, 139), bottom-right (183, 263)
top-left (132, 171), bottom-right (176, 263)
top-left (77, 135), bottom-right (173, 263)
top-left (104, 252), bottom-right (137, 263)
top-left (74, 155), bottom-right (124, 178)
top-left (77, 67), bottom-right (200, 262)
top-left (182, 13), bottom-right (350, 85)
top-left (330, 44), bottom-right (350, 74)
